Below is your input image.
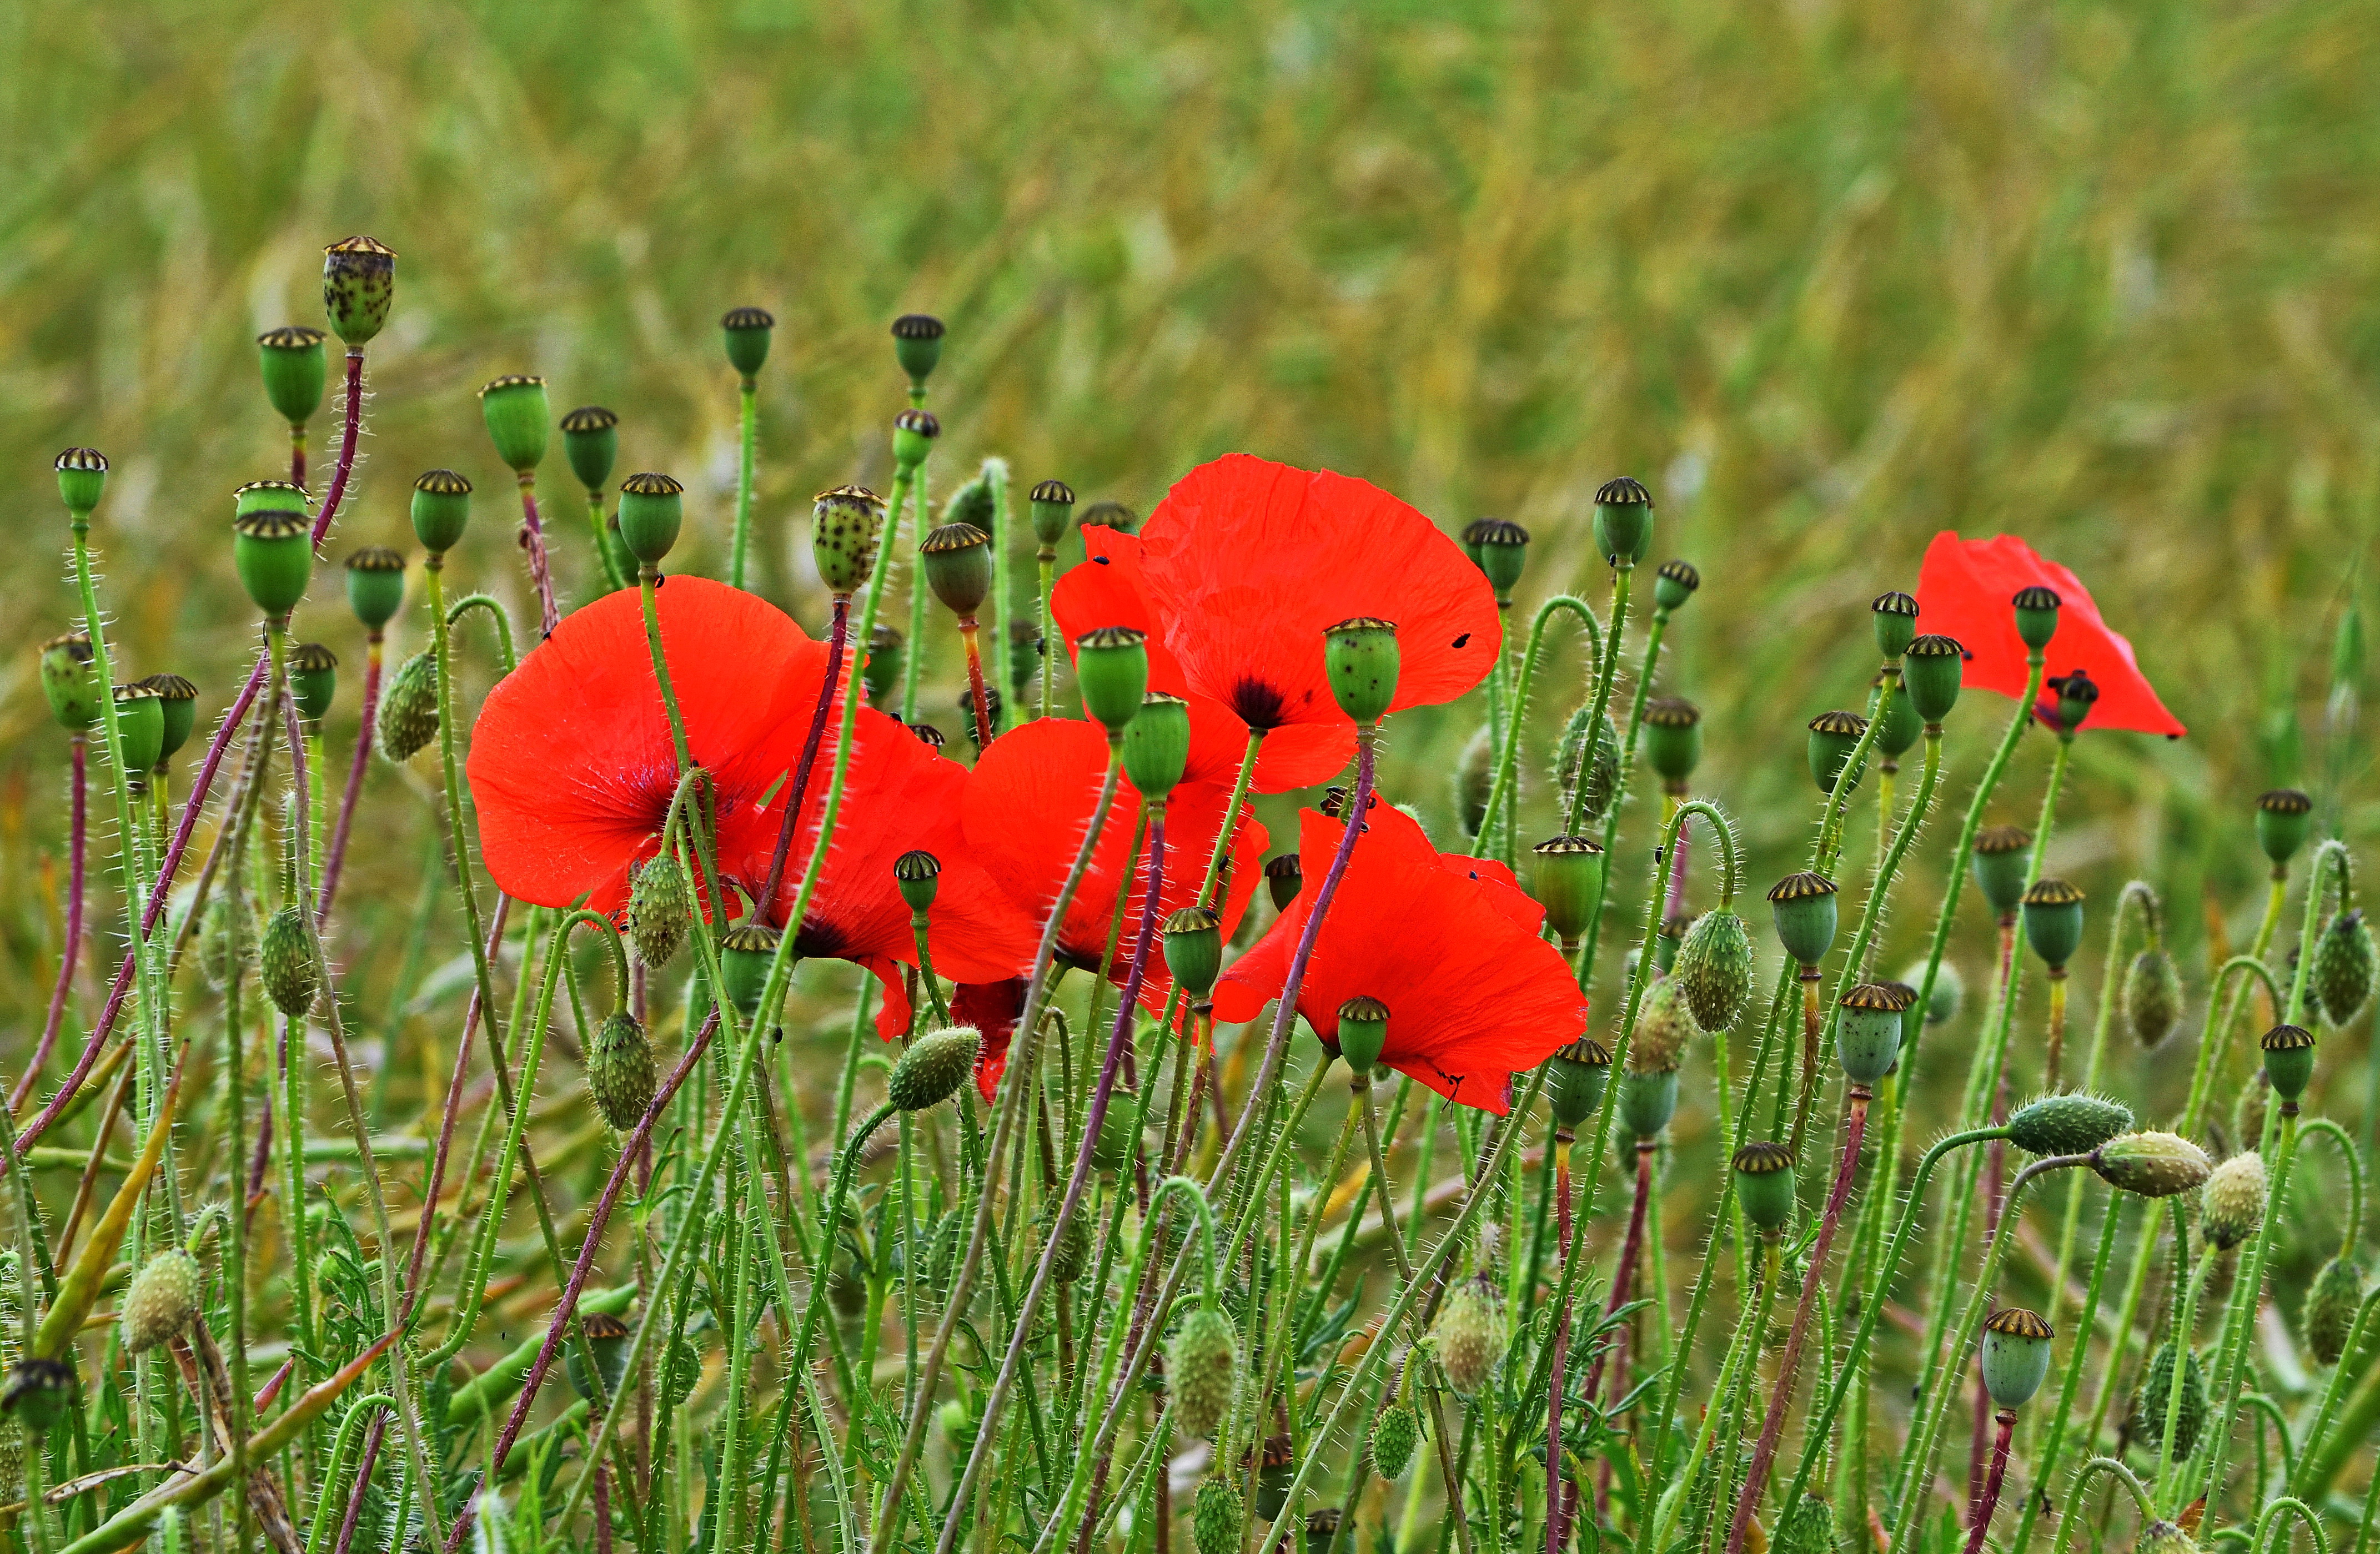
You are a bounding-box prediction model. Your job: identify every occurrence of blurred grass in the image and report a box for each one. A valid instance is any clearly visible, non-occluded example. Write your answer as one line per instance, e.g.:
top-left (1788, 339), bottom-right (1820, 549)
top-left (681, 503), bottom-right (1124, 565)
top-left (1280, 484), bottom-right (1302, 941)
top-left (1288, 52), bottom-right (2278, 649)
top-left (2, 0), bottom-right (2378, 1118)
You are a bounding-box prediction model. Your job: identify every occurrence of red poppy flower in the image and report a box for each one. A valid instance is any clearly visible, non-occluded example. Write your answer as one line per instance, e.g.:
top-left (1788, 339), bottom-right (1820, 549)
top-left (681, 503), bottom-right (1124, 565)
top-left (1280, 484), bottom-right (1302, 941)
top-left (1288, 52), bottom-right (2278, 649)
top-left (955, 977), bottom-right (1027, 1103)
top-left (962, 718), bottom-right (1267, 1014)
top-left (1051, 524), bottom-right (1354, 790)
top-left (1914, 533), bottom-right (2186, 737)
top-left (1135, 454), bottom-right (1501, 730)
top-left (1211, 804), bottom-right (1588, 1113)
top-left (468, 577), bottom-right (828, 917)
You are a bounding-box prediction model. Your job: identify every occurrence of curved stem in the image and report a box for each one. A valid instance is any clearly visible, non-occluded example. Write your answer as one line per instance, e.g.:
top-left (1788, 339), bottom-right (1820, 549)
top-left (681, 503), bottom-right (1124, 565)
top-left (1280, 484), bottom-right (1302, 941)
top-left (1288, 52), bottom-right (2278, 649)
top-left (1476, 594), bottom-right (1602, 850)
top-left (1563, 565), bottom-right (1633, 837)
top-left (2047, 1459), bottom-right (2153, 1554)
top-left (2195, 1108), bottom-right (2299, 1514)
top-left (2292, 1284), bottom-right (2380, 1496)
top-left (2005, 1189), bottom-right (2128, 1554)
top-left (2252, 1497), bottom-right (2328, 1554)
top-left (444, 594), bottom-right (519, 675)
top-left (2294, 1117), bottom-right (2364, 1259)
top-left (516, 472), bottom-right (559, 638)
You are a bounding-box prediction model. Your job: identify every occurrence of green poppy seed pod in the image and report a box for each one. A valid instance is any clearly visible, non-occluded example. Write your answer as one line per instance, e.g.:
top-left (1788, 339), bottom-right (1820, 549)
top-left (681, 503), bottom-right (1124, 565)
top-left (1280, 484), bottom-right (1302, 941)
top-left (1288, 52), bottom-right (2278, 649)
top-left (288, 645), bottom-right (337, 725)
top-left (1978, 1307), bottom-right (2054, 1409)
top-left (1618, 1067), bottom-right (1680, 1140)
top-left (1266, 853), bottom-right (1303, 911)
top-left (2259, 1023), bottom-right (2316, 1104)
top-left (1640, 697), bottom-right (1703, 792)
top-left (2123, 948), bottom-right (2182, 1048)
top-left (2138, 1522), bottom-right (2201, 1554)
top-left (1836, 982), bottom-right (1911, 1085)
top-left (1590, 475), bottom-right (1653, 566)
top-left (1970, 826), bottom-right (2033, 918)
top-left (1040, 1201), bottom-right (1093, 1284)
top-left (1529, 836), bottom-right (1605, 943)
top-left (1461, 517), bottom-right (1529, 598)
top-left (1902, 634), bottom-right (1965, 723)
top-left (1336, 995), bottom-right (1390, 1075)
top-left (566, 1312), bottom-right (635, 1403)
top-left (120, 1250), bottom-right (201, 1356)
top-left (1653, 558), bottom-right (1700, 613)
top-left (375, 650), bottom-right (440, 762)
top-left (1876, 677), bottom-right (1923, 760)
top-left (1192, 1481), bottom-right (1243, 1554)
top-left (2253, 788), bottom-right (2313, 867)
top-left (891, 407), bottom-right (940, 469)
top-left (1074, 626), bottom-right (1151, 734)
top-left (0, 1410), bottom-right (23, 1500)
top-left (2007, 1093), bottom-right (2133, 1156)
top-left (232, 481), bottom-right (313, 524)
top-left (1675, 909), bottom-right (1755, 1032)
top-left (1167, 1306), bottom-right (1239, 1440)
top-left (479, 376), bottom-right (550, 474)
top-left (1324, 616), bottom-right (1400, 726)
top-left (1081, 499), bottom-right (1140, 534)
top-left (1091, 1087), bottom-right (1141, 1172)
top-left (2011, 585), bottom-right (2061, 652)
top-left (410, 469), bottom-right (473, 555)
top-left (2047, 670), bottom-right (2100, 735)
top-left (2302, 1255), bottom-right (2364, 1366)
top-left (1370, 1394), bottom-right (1420, 1478)
top-left (616, 472), bottom-right (685, 567)
top-left (2200, 1153), bottom-right (2266, 1251)
top-left (1806, 710), bottom-right (1868, 796)
top-left (1631, 978), bottom-right (1696, 1075)
top-left (232, 508), bottom-right (313, 617)
top-left (322, 235), bottom-right (395, 345)
top-left (721, 306), bottom-right (774, 377)
top-left (2091, 1131), bottom-right (2213, 1198)
top-left (3, 1357), bottom-right (76, 1430)
top-left (2313, 910), bottom-right (2377, 1026)
top-left (1164, 906), bottom-right (1223, 998)
top-left (1768, 872), bottom-right (1839, 968)
top-left (1303, 1509), bottom-right (1344, 1554)
top-left (863, 625), bottom-right (904, 704)
top-left (2128, 1344), bottom-right (2206, 1460)
top-left (889, 1024), bottom-right (982, 1112)
top-left (626, 854), bottom-right (694, 967)
top-left (561, 406), bottom-right (620, 494)
top-left (1121, 693), bottom-right (1191, 798)
top-left (258, 325), bottom-right (328, 425)
top-left (1547, 1038), bottom-right (1611, 1130)
top-left (893, 849), bottom-right (940, 914)
top-left (588, 1010), bottom-right (658, 1131)
top-left (1732, 1141), bottom-right (1797, 1234)
top-left (259, 904), bottom-right (320, 1017)
top-left (40, 632), bottom-right (100, 731)
top-left (1432, 1273), bottom-right (1503, 1396)
top-left (343, 547), bottom-right (406, 631)
top-left (920, 521), bottom-right (993, 618)
top-left (139, 676), bottom-right (199, 763)
top-left (1915, 959), bottom-right (1964, 1026)
top-left (718, 921), bottom-right (780, 1023)
top-left (1776, 1497), bottom-right (1836, 1554)
top-left (1025, 478), bottom-right (1076, 550)
top-left (111, 685), bottom-right (165, 776)
top-left (891, 313), bottom-right (946, 386)
top-left (1871, 591), bottom-right (1920, 659)
top-left (54, 447), bottom-right (108, 517)
top-left (2020, 879), bottom-right (2086, 969)
top-left (1454, 725), bottom-right (1494, 834)
top-left (807, 485), bottom-right (885, 596)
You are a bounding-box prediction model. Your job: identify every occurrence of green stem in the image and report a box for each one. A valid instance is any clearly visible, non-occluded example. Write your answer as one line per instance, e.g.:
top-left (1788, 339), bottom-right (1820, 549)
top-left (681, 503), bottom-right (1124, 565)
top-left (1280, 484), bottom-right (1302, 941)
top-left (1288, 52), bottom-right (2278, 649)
top-left (1475, 595), bottom-right (1601, 855)
top-left (2005, 1191), bottom-right (2128, 1554)
top-left (730, 376), bottom-right (757, 590)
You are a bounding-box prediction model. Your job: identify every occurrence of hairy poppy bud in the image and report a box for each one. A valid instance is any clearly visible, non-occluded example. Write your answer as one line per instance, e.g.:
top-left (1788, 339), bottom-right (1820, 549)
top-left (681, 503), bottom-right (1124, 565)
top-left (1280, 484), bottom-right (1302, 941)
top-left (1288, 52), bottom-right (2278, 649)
top-left (2128, 1343), bottom-right (2206, 1459)
top-left (135, 675), bottom-right (195, 763)
top-left (863, 625), bottom-right (903, 704)
top-left (892, 408), bottom-right (940, 469)
top-left (1590, 476), bottom-right (1653, 565)
top-left (616, 472), bottom-right (685, 567)
top-left (891, 313), bottom-right (946, 387)
top-left (921, 521), bottom-right (993, 618)
top-left (260, 904), bottom-right (320, 1017)
top-left (1192, 1481), bottom-right (1243, 1554)
top-left (41, 632), bottom-right (100, 731)
top-left (411, 469), bottom-right (473, 556)
top-left (808, 485), bottom-right (885, 597)
top-left (1675, 909), bottom-right (1754, 1031)
top-left (1807, 710), bottom-right (1868, 796)
top-left (890, 1025), bottom-right (981, 1112)
top-left (587, 1010), bottom-right (657, 1130)
top-left (2124, 947), bottom-right (2182, 1048)
top-left (718, 921), bottom-right (780, 1023)
top-left (1732, 1141), bottom-right (1796, 1234)
top-left (1642, 697), bottom-right (1702, 792)
top-left (376, 650), bottom-right (439, 762)
top-left (1120, 693), bottom-right (1191, 798)
top-left (1558, 706), bottom-right (1621, 823)
top-left (1970, 826), bottom-right (2032, 918)
top-left (233, 508), bottom-right (313, 617)
top-left (1915, 960), bottom-right (1964, 1026)
top-left (2045, 669), bottom-right (2099, 735)
top-left (1266, 853), bottom-right (1303, 911)
top-left (2200, 1153), bottom-right (2266, 1251)
top-left (2138, 1522), bottom-right (2200, 1554)
top-left (1768, 872), bottom-right (1839, 968)
top-left (1653, 558), bottom-right (1700, 613)
top-left (1548, 1038), bottom-right (1611, 1130)
top-left (2313, 911), bottom-right (2376, 1026)
top-left (1876, 677), bottom-right (1923, 761)
top-left (2007, 1093), bottom-right (2132, 1156)
top-left (1619, 1068), bottom-right (1680, 1140)
top-left (120, 1250), bottom-right (200, 1356)
top-left (1979, 1307), bottom-right (2053, 1409)
top-left (1836, 982), bottom-right (1911, 1085)
top-left (1336, 995), bottom-right (1390, 1075)
top-left (2011, 585), bottom-right (2060, 652)
top-left (566, 1312), bottom-right (635, 1403)
top-left (2092, 1131), bottom-right (2212, 1198)
top-left (287, 645), bottom-right (336, 725)
top-left (1091, 1088), bottom-right (1141, 1172)
top-left (2253, 788), bottom-right (2312, 867)
top-left (344, 547), bottom-right (406, 632)
top-left (1776, 1497), bottom-right (1835, 1554)
top-left (2302, 1256), bottom-right (2364, 1366)
top-left (561, 406), bottom-right (619, 494)
top-left (722, 306), bottom-right (775, 377)
top-left (1529, 836), bottom-right (1605, 944)
top-left (2020, 879), bottom-right (2086, 969)
top-left (1027, 479), bottom-right (1075, 550)
top-left (55, 447), bottom-right (107, 517)
top-left (1454, 725), bottom-right (1494, 834)
top-left (4, 1357), bottom-right (77, 1429)
top-left (1164, 907), bottom-right (1223, 998)
top-left (1631, 978), bottom-right (1695, 1076)
top-left (1432, 1273), bottom-right (1502, 1396)
top-left (322, 235), bottom-right (395, 345)
top-left (1039, 1201), bottom-right (1092, 1284)
top-left (892, 849), bottom-right (940, 914)
top-left (1370, 1393), bottom-right (1420, 1478)
top-left (111, 685), bottom-right (165, 777)
top-left (1074, 626), bottom-right (1150, 734)
top-left (625, 855), bottom-right (693, 967)
top-left (1324, 616), bottom-right (1399, 726)
top-left (1167, 1306), bottom-right (1238, 1439)
top-left (2259, 1023), bottom-right (2316, 1104)
top-left (1902, 634), bottom-right (1964, 723)
top-left (258, 325), bottom-right (328, 426)
top-left (1872, 591), bottom-right (1919, 659)
top-left (1461, 517), bottom-right (1529, 598)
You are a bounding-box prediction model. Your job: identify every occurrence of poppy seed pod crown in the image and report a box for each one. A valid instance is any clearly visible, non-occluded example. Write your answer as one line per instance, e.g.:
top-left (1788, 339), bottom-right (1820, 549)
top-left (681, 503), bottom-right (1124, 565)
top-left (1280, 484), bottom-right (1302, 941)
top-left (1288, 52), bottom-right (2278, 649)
top-left (1970, 825), bottom-right (2032, 918)
top-left (1641, 697), bottom-right (1703, 789)
top-left (717, 920), bottom-right (782, 1023)
top-left (561, 405), bottom-right (620, 494)
top-left (1836, 980), bottom-right (1913, 1085)
top-left (1979, 1307), bottom-right (2055, 1409)
top-left (322, 234), bottom-right (395, 344)
top-left (2259, 1022), bottom-right (2316, 1104)
top-left (891, 312), bottom-right (946, 385)
top-left (39, 632), bottom-right (99, 731)
top-left (1768, 872), bottom-right (1840, 967)
top-left (1529, 835), bottom-right (1605, 943)
top-left (893, 849), bottom-right (941, 913)
top-left (920, 522), bottom-right (993, 619)
top-left (1121, 692), bottom-right (1191, 798)
top-left (56, 446), bottom-right (108, 515)
top-left (479, 374), bottom-right (550, 474)
top-left (1028, 478), bottom-right (1075, 549)
top-left (1732, 1141), bottom-right (1796, 1233)
top-left (891, 408), bottom-right (940, 469)
top-left (1591, 475), bottom-right (1653, 565)
top-left (1264, 853), bottom-right (1302, 910)
top-left (411, 469), bottom-right (473, 555)
top-left (1074, 626), bottom-right (1150, 733)
top-left (289, 645), bottom-right (338, 725)
top-left (616, 472), bottom-right (686, 567)
top-left (1460, 518), bottom-right (1530, 598)
top-left (232, 508), bottom-right (313, 617)
top-left (1902, 633), bottom-right (1964, 722)
top-left (1323, 616), bottom-right (1400, 726)
top-left (136, 674), bottom-right (197, 762)
top-left (1336, 994), bottom-right (1390, 1074)
top-left (1654, 558), bottom-right (1700, 613)
top-left (234, 479), bottom-right (314, 519)
top-left (1548, 1037), bottom-right (1611, 1128)
top-left (2020, 878), bottom-right (2086, 969)
top-left (257, 325), bottom-right (328, 425)
top-left (1871, 590), bottom-right (1920, 658)
top-left (722, 305), bottom-right (775, 376)
top-left (1807, 710), bottom-right (1868, 796)
top-left (110, 683), bottom-right (165, 775)
top-left (2253, 788), bottom-right (2313, 867)
top-left (2011, 584), bottom-right (2061, 651)
top-left (1163, 906), bottom-right (1223, 998)
top-left (343, 546), bottom-right (407, 631)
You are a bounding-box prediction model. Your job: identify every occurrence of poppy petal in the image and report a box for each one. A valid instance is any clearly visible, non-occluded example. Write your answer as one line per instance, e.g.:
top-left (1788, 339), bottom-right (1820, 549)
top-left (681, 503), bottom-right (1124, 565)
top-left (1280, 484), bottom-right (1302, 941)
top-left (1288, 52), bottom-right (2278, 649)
top-left (955, 977), bottom-right (1028, 1103)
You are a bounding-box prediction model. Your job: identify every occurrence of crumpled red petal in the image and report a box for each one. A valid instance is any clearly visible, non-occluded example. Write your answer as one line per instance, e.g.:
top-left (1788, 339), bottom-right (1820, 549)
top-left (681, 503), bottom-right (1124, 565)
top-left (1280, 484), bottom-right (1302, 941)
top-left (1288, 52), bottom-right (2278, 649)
top-left (955, 977), bottom-right (1028, 1103)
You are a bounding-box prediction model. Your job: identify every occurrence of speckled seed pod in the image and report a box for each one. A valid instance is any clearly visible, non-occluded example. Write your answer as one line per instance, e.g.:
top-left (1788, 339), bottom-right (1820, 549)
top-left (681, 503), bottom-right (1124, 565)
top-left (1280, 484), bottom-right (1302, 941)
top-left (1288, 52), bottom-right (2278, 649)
top-left (259, 906), bottom-right (319, 1018)
top-left (2090, 1132), bottom-right (2212, 1197)
top-left (1978, 1307), bottom-right (2054, 1409)
top-left (120, 1251), bottom-right (201, 1355)
top-left (322, 235), bottom-right (395, 346)
top-left (626, 854), bottom-right (694, 968)
top-left (1432, 1272), bottom-right (1503, 1397)
top-left (587, 1012), bottom-right (657, 1131)
top-left (1166, 1306), bottom-right (1238, 1440)
top-left (375, 650), bottom-right (440, 763)
top-left (2301, 1256), bottom-right (2364, 1366)
top-left (1675, 908), bottom-right (1755, 1032)
top-left (2006, 1093), bottom-right (2133, 1156)
top-left (2124, 947), bottom-right (2183, 1048)
top-left (2127, 1342), bottom-right (2206, 1459)
top-left (2200, 1153), bottom-right (2266, 1251)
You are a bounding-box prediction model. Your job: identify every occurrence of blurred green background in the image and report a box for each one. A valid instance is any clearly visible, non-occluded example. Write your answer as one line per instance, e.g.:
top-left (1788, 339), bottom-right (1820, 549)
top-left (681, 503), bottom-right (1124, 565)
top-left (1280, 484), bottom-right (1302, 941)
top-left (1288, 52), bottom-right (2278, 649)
top-left (2, 0), bottom-right (2376, 1112)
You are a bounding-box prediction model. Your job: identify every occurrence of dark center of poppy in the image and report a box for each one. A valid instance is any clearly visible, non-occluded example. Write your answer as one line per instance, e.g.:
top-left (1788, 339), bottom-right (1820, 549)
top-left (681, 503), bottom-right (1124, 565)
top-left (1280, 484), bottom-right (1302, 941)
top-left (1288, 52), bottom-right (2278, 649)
top-left (1227, 676), bottom-right (1288, 730)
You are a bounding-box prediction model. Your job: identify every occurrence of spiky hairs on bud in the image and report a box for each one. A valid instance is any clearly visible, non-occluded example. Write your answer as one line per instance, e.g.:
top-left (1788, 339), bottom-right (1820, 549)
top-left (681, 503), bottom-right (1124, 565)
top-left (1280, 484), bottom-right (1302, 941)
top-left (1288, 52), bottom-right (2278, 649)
top-left (1675, 908), bottom-right (1755, 1031)
top-left (1038, 1202), bottom-right (1092, 1284)
top-left (2302, 1256), bottom-right (2364, 1366)
top-left (2091, 1131), bottom-right (2211, 1197)
top-left (376, 650), bottom-right (440, 763)
top-left (2005, 1092), bottom-right (2133, 1158)
top-left (1166, 1307), bottom-right (1238, 1440)
top-left (2313, 908), bottom-right (2377, 1025)
top-left (588, 1012), bottom-right (657, 1131)
top-left (1558, 706), bottom-right (1621, 822)
top-left (2123, 947), bottom-right (2183, 1048)
top-left (1775, 1496), bottom-right (1835, 1554)
top-left (2137, 1522), bottom-right (2201, 1554)
top-left (1369, 1393), bottom-right (1420, 1478)
top-left (120, 1251), bottom-right (201, 1355)
top-left (2127, 1342), bottom-right (2206, 1459)
top-left (1629, 977), bottom-right (1696, 1075)
top-left (890, 1026), bottom-right (981, 1112)
top-left (1192, 1481), bottom-right (1243, 1554)
top-left (259, 906), bottom-right (320, 1018)
top-left (626, 854), bottom-right (694, 967)
top-left (2199, 1153), bottom-right (2266, 1251)
top-left (1432, 1272), bottom-right (1503, 1396)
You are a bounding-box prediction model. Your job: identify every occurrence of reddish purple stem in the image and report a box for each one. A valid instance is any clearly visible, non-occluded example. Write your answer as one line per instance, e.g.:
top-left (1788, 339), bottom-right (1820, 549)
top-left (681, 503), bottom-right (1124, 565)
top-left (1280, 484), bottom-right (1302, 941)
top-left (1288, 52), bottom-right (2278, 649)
top-left (15, 737), bottom-right (87, 1113)
top-left (317, 636), bottom-right (383, 924)
top-left (519, 478), bottom-right (560, 640)
top-left (313, 351), bottom-right (365, 552)
top-left (1545, 1146), bottom-right (1576, 1554)
top-left (1963, 1411), bottom-right (2016, 1554)
top-left (332, 1412), bottom-right (389, 1554)
top-left (1579, 1142), bottom-right (1655, 1402)
top-left (398, 893), bottom-right (515, 1321)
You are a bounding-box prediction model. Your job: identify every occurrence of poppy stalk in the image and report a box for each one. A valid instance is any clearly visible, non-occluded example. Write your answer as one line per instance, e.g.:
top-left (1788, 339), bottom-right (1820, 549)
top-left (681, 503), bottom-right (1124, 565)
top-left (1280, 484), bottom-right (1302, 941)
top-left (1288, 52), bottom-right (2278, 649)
top-left (316, 631), bottom-right (382, 924)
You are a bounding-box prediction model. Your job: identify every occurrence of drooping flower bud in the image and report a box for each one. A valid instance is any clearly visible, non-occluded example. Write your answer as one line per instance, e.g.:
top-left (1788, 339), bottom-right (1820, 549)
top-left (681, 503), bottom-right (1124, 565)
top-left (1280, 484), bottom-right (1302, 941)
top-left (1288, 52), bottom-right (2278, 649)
top-left (1265, 853), bottom-right (1302, 911)
top-left (1902, 634), bottom-right (1965, 723)
top-left (1323, 616), bottom-right (1400, 726)
top-left (1653, 558), bottom-right (1700, 613)
top-left (2253, 788), bottom-right (2313, 867)
top-left (2091, 1131), bottom-right (2213, 1198)
top-left (1871, 591), bottom-right (1919, 659)
top-left (1432, 1273), bottom-right (1503, 1396)
top-left (2313, 910), bottom-right (2377, 1026)
top-left (1547, 1039), bottom-right (1611, 1130)
top-left (258, 326), bottom-right (329, 426)
top-left (1460, 517), bottom-right (1529, 599)
top-left (588, 1011), bottom-right (657, 1131)
top-left (616, 472), bottom-right (685, 567)
top-left (561, 406), bottom-right (620, 494)
top-left (111, 685), bottom-right (165, 776)
top-left (891, 408), bottom-right (940, 469)
top-left (890, 1025), bottom-right (981, 1112)
top-left (722, 306), bottom-right (775, 378)
top-left (717, 921), bottom-right (781, 1024)
top-left (1590, 476), bottom-right (1653, 566)
top-left (891, 313), bottom-right (946, 388)
top-left (1618, 1068), bottom-right (1680, 1140)
top-left (1836, 982), bottom-right (1911, 1085)
top-left (1776, 1497), bottom-right (1836, 1554)
top-left (1641, 697), bottom-right (1702, 793)
top-left (1674, 909), bottom-right (1754, 1032)
top-left (1369, 1390), bottom-right (1419, 1477)
top-left (2200, 1153), bottom-right (2266, 1251)
top-left (120, 1250), bottom-right (201, 1356)
top-left (2011, 585), bottom-right (2060, 651)
top-left (259, 904), bottom-right (320, 1018)
top-left (343, 547), bottom-right (407, 632)
top-left (2123, 947), bottom-right (2182, 1048)
top-left (1806, 710), bottom-right (1868, 796)
top-left (54, 447), bottom-right (107, 516)
top-left (198, 894), bottom-right (256, 991)
top-left (2258, 1023), bottom-right (2316, 1104)
top-left (1192, 1481), bottom-right (1243, 1554)
top-left (322, 235), bottom-right (395, 345)
top-left (1027, 479), bottom-right (1075, 551)
top-left (2007, 1093), bottom-right (2132, 1156)
top-left (1167, 1306), bottom-right (1238, 1440)
top-left (40, 632), bottom-right (100, 731)
top-left (410, 469), bottom-right (473, 556)
top-left (1335, 995), bottom-right (1389, 1075)
top-left (626, 854), bottom-right (693, 967)
top-left (1122, 693), bottom-right (1191, 799)
top-left (1732, 1141), bottom-right (1796, 1234)
top-left (233, 507), bottom-right (313, 617)
top-left (1630, 978), bottom-right (1695, 1075)
top-left (1978, 1307), bottom-right (2053, 1409)
top-left (2302, 1255), bottom-right (2364, 1366)
top-left (920, 521), bottom-right (993, 618)
top-left (2020, 878), bottom-right (2086, 969)
top-left (1529, 836), bottom-right (1605, 944)
top-left (1970, 826), bottom-right (2032, 918)
top-left (1767, 872), bottom-right (1839, 968)
top-left (2128, 1343), bottom-right (2206, 1459)
top-left (375, 650), bottom-right (440, 762)
top-left (2137, 1522), bottom-right (2200, 1554)
top-left (1074, 626), bottom-right (1150, 734)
